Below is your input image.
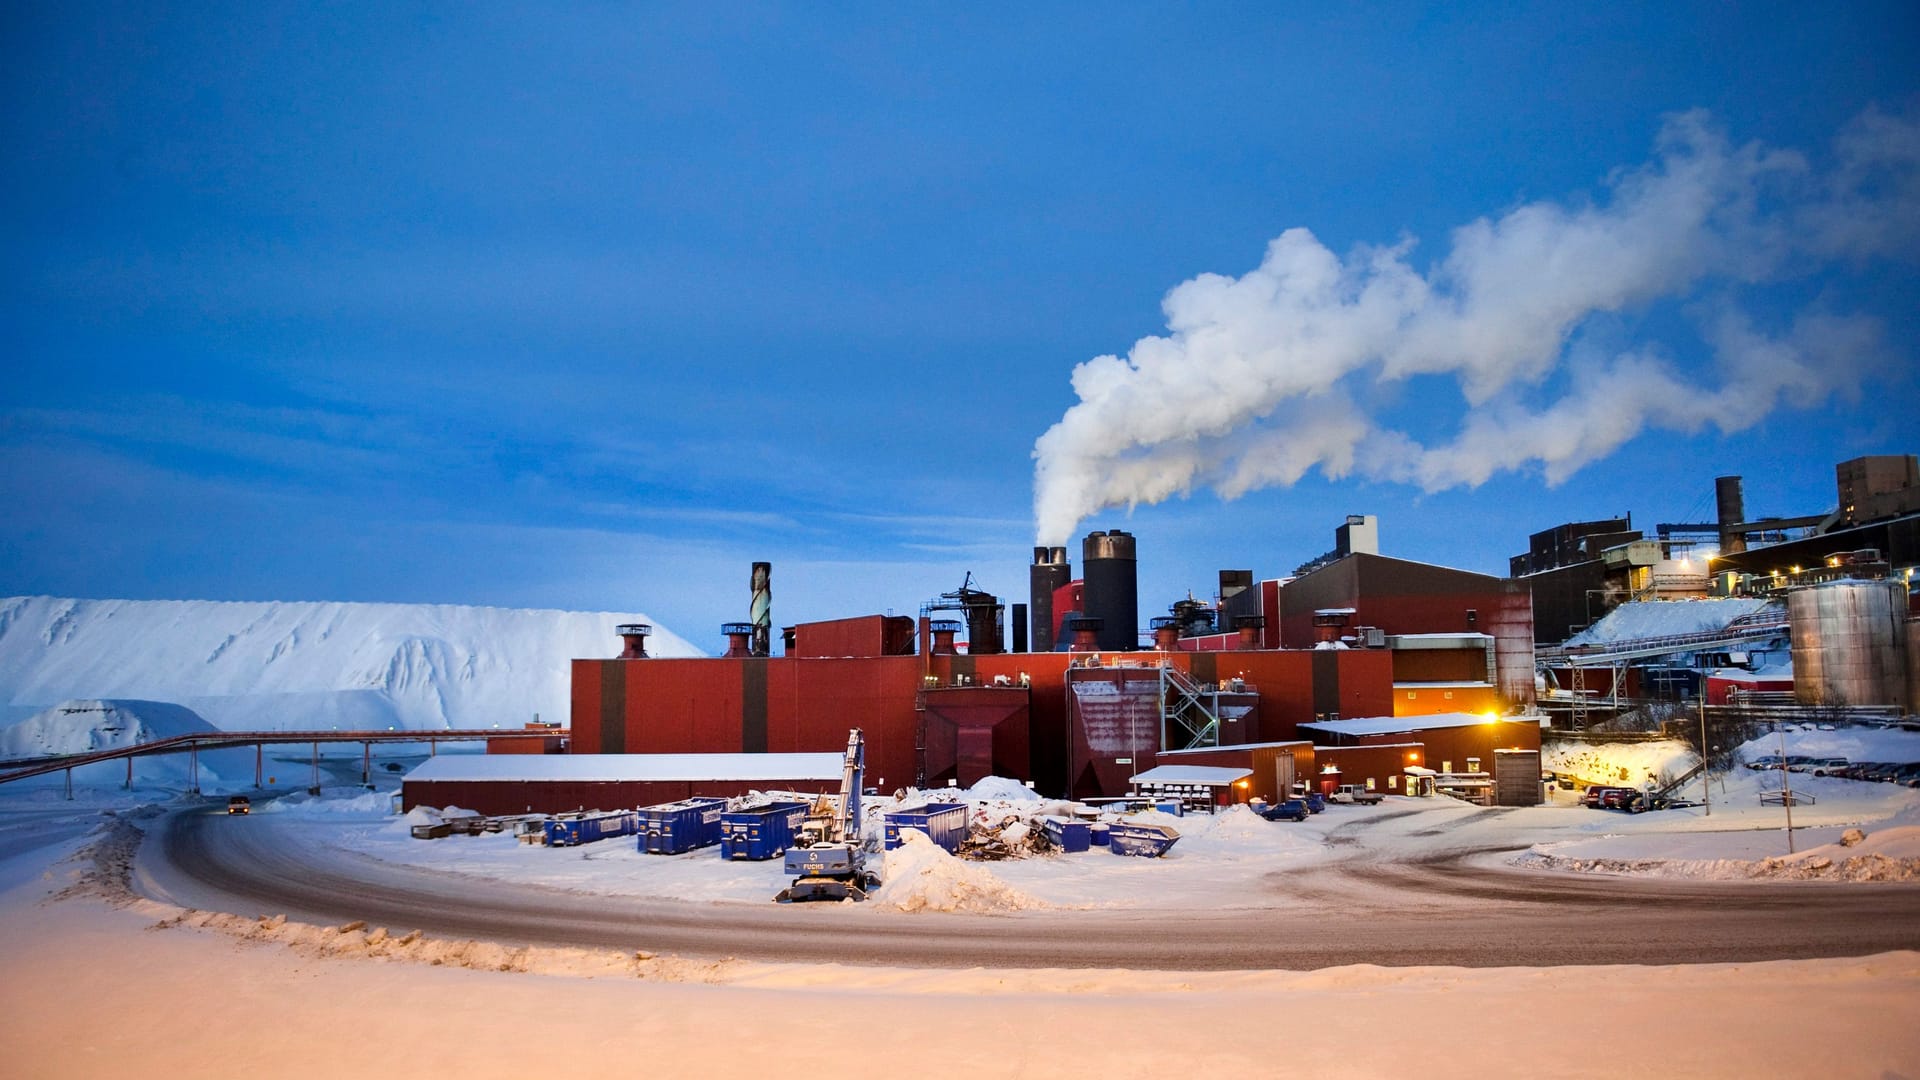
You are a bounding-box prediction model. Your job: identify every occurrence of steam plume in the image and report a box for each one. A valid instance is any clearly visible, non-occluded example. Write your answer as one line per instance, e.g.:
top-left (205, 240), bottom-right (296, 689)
top-left (1032, 107), bottom-right (1916, 545)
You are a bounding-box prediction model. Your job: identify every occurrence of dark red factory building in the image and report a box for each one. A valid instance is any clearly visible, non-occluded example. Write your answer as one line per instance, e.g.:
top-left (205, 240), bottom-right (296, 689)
top-left (569, 529), bottom-right (1539, 802)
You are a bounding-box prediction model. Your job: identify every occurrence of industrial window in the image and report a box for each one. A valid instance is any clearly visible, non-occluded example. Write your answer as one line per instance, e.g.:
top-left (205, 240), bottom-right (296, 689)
top-left (1387, 775), bottom-right (1396, 789)
top-left (1442, 761), bottom-right (1452, 773)
top-left (1466, 609), bottom-right (1478, 629)
top-left (1467, 757), bottom-right (1480, 772)
top-left (1406, 691), bottom-right (1417, 700)
top-left (1366, 777), bottom-right (1376, 790)
top-left (1443, 691), bottom-right (1453, 699)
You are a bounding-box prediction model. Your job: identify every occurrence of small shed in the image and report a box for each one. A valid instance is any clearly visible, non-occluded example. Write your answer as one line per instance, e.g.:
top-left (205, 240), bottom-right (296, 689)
top-left (1127, 764), bottom-right (1254, 811)
top-left (401, 752), bottom-right (844, 816)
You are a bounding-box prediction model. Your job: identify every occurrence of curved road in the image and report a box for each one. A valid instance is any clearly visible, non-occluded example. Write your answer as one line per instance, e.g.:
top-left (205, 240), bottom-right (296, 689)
top-left (132, 808), bottom-right (1920, 970)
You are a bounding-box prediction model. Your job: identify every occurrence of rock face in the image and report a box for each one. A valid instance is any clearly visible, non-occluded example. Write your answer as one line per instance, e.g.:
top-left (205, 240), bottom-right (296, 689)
top-left (0, 596), bottom-right (700, 732)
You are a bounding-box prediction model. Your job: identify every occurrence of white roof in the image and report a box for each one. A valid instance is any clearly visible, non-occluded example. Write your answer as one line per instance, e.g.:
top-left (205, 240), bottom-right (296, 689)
top-left (1129, 765), bottom-right (1253, 786)
top-left (1300, 713), bottom-right (1520, 738)
top-left (405, 752), bottom-right (844, 784)
top-left (1158, 741), bottom-right (1309, 755)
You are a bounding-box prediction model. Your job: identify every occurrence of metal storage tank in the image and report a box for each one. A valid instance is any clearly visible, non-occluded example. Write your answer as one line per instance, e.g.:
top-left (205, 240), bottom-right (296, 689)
top-left (1082, 530), bottom-right (1139, 651)
top-left (1908, 616), bottom-right (1919, 717)
top-left (1788, 579), bottom-right (1911, 709)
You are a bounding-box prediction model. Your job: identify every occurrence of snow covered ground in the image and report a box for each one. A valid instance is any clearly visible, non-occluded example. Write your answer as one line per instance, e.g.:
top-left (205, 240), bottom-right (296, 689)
top-left (3, 770), bottom-right (1918, 1077)
top-left (0, 596), bottom-right (699, 731)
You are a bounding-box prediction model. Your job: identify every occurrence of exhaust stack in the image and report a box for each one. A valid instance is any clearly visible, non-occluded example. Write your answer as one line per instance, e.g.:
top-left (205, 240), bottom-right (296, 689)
top-left (616, 623), bottom-right (651, 659)
top-left (750, 562), bottom-right (772, 657)
top-left (722, 622), bottom-right (754, 659)
top-left (1716, 476), bottom-right (1746, 555)
top-left (1029, 546), bottom-right (1071, 653)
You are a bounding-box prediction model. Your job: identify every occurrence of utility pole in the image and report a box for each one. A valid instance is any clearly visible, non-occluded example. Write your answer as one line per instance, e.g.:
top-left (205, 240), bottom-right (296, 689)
top-left (1699, 693), bottom-right (1710, 818)
top-left (1776, 721), bottom-right (1795, 854)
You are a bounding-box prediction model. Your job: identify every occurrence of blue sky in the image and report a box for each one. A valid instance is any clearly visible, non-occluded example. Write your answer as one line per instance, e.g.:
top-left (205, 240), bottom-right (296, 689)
top-left (3, 3), bottom-right (1917, 652)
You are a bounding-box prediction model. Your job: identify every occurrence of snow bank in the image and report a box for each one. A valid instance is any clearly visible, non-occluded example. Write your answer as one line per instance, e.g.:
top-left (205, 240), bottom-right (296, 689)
top-left (953, 776), bottom-right (1041, 802)
top-left (1563, 597), bottom-right (1775, 646)
top-left (870, 831), bottom-right (1046, 913)
top-left (0, 699), bottom-right (219, 757)
top-left (1542, 738), bottom-right (1697, 787)
top-left (0, 596), bottom-right (699, 732)
top-left (256, 789), bottom-right (393, 816)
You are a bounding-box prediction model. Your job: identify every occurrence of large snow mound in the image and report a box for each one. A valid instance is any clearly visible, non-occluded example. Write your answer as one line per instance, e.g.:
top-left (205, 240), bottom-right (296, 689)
top-left (870, 831), bottom-right (1046, 913)
top-left (1563, 598), bottom-right (1777, 647)
top-left (0, 699), bottom-right (220, 757)
top-left (0, 596), bottom-right (699, 732)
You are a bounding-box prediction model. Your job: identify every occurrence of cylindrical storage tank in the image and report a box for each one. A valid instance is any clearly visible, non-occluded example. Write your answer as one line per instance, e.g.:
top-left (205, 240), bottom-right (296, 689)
top-left (1082, 530), bottom-right (1139, 652)
top-left (1029, 547), bottom-right (1071, 653)
top-left (1908, 616), bottom-right (1919, 717)
top-left (1788, 580), bottom-right (1910, 709)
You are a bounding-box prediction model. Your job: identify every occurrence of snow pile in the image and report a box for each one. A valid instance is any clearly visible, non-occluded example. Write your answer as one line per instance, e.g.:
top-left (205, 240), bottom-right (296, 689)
top-left (256, 789), bottom-right (393, 816)
top-left (0, 596), bottom-right (700, 732)
top-left (1542, 738), bottom-right (1697, 787)
top-left (0, 699), bottom-right (220, 757)
top-left (954, 776), bottom-right (1042, 802)
top-left (869, 830), bottom-right (1046, 913)
top-left (1562, 597), bottom-right (1776, 646)
top-left (1519, 825), bottom-right (1920, 882)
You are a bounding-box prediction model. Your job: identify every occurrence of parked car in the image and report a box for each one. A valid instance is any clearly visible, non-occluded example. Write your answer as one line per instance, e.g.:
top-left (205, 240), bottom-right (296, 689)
top-left (226, 795), bottom-right (250, 815)
top-left (1746, 755), bottom-right (1785, 771)
top-left (1809, 758), bottom-right (1850, 777)
top-left (1261, 799), bottom-right (1308, 822)
top-left (1303, 792), bottom-right (1327, 814)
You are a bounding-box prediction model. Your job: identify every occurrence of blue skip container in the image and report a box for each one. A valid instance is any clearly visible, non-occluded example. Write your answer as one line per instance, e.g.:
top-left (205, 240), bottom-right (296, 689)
top-left (719, 801), bottom-right (810, 860)
top-left (1088, 821), bottom-right (1111, 848)
top-left (639, 797), bottom-right (728, 855)
top-left (545, 810), bottom-right (639, 848)
top-left (1039, 815), bottom-right (1091, 853)
top-left (1106, 821), bottom-right (1180, 857)
top-left (882, 802), bottom-right (970, 854)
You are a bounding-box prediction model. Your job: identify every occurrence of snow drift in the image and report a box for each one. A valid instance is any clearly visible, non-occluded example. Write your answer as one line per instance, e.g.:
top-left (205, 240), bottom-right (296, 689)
top-left (0, 596), bottom-right (699, 732)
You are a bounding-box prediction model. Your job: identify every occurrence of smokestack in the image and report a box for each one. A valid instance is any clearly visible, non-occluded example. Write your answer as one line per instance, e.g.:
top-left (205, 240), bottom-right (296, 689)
top-left (929, 620), bottom-right (961, 655)
top-left (1151, 616), bottom-right (1180, 651)
top-left (749, 562), bottom-right (772, 657)
top-left (1715, 476), bottom-right (1747, 555)
top-left (1234, 615), bottom-right (1265, 650)
top-left (1011, 603), bottom-right (1029, 653)
top-left (1029, 546), bottom-right (1071, 652)
top-left (1081, 530), bottom-right (1139, 651)
top-left (615, 623), bottom-right (651, 659)
top-left (1065, 614), bottom-right (1103, 652)
top-left (722, 622), bottom-right (754, 659)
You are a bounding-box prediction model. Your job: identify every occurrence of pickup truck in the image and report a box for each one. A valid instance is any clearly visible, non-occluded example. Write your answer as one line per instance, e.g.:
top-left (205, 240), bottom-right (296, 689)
top-left (1330, 784), bottom-right (1384, 806)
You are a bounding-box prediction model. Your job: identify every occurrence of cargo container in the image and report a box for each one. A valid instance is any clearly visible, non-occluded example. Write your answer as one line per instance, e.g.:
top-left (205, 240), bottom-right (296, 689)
top-left (1039, 815), bottom-right (1091, 853)
top-left (639, 796), bottom-right (728, 854)
top-left (1106, 821), bottom-right (1180, 857)
top-left (719, 801), bottom-right (810, 860)
top-left (544, 810), bottom-right (639, 847)
top-left (882, 802), bottom-right (971, 853)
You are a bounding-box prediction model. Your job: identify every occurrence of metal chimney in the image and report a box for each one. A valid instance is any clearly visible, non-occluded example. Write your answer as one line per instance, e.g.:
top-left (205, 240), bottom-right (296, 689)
top-left (1150, 616), bottom-right (1180, 651)
top-left (722, 622), bottom-right (754, 659)
top-left (749, 562), bottom-right (772, 657)
top-left (1715, 476), bottom-right (1746, 555)
top-left (616, 623), bottom-right (651, 659)
top-left (1081, 530), bottom-right (1139, 651)
top-left (1234, 614), bottom-right (1265, 650)
top-left (929, 619), bottom-right (962, 655)
top-left (1065, 614), bottom-right (1104, 652)
top-left (1029, 546), bottom-right (1071, 652)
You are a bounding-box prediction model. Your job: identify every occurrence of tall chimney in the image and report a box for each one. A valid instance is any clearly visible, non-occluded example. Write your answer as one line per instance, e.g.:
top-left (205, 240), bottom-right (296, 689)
top-left (749, 562), bottom-right (772, 657)
top-left (1081, 530), bottom-right (1139, 651)
top-left (1715, 476), bottom-right (1746, 555)
top-left (1029, 546), bottom-right (1071, 652)
top-left (616, 623), bottom-right (651, 659)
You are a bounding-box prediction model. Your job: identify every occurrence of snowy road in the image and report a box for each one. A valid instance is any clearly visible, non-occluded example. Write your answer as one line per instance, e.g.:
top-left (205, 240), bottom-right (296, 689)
top-left (137, 806), bottom-right (1920, 970)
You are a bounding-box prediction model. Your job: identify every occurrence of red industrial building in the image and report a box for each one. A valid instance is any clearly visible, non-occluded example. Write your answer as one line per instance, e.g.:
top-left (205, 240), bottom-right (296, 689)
top-left (567, 526), bottom-right (1540, 803)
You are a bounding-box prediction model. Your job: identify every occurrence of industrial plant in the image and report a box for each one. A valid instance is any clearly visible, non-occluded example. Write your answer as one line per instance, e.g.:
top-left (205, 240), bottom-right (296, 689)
top-left (395, 454), bottom-right (1920, 823)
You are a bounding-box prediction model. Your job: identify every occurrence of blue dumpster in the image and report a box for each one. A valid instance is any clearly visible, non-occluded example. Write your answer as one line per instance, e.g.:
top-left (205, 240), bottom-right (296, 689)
top-left (1152, 799), bottom-right (1186, 817)
top-left (1088, 822), bottom-right (1110, 848)
top-left (719, 801), bottom-right (810, 860)
top-left (882, 802), bottom-right (970, 853)
top-left (545, 810), bottom-right (639, 847)
top-left (1039, 815), bottom-right (1091, 853)
top-left (1106, 821), bottom-right (1180, 857)
top-left (639, 797), bottom-right (728, 854)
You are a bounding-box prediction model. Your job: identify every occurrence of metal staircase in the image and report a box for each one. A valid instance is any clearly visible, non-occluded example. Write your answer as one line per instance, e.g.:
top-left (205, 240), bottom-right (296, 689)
top-left (1158, 664), bottom-right (1223, 751)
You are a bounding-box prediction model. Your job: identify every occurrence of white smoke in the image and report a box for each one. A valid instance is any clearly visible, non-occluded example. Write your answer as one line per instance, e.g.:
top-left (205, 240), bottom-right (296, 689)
top-left (1032, 107), bottom-right (1916, 545)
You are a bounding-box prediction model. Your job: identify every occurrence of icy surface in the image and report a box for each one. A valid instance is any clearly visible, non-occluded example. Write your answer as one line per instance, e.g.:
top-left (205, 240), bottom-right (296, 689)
top-left (0, 595), bottom-right (699, 731)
